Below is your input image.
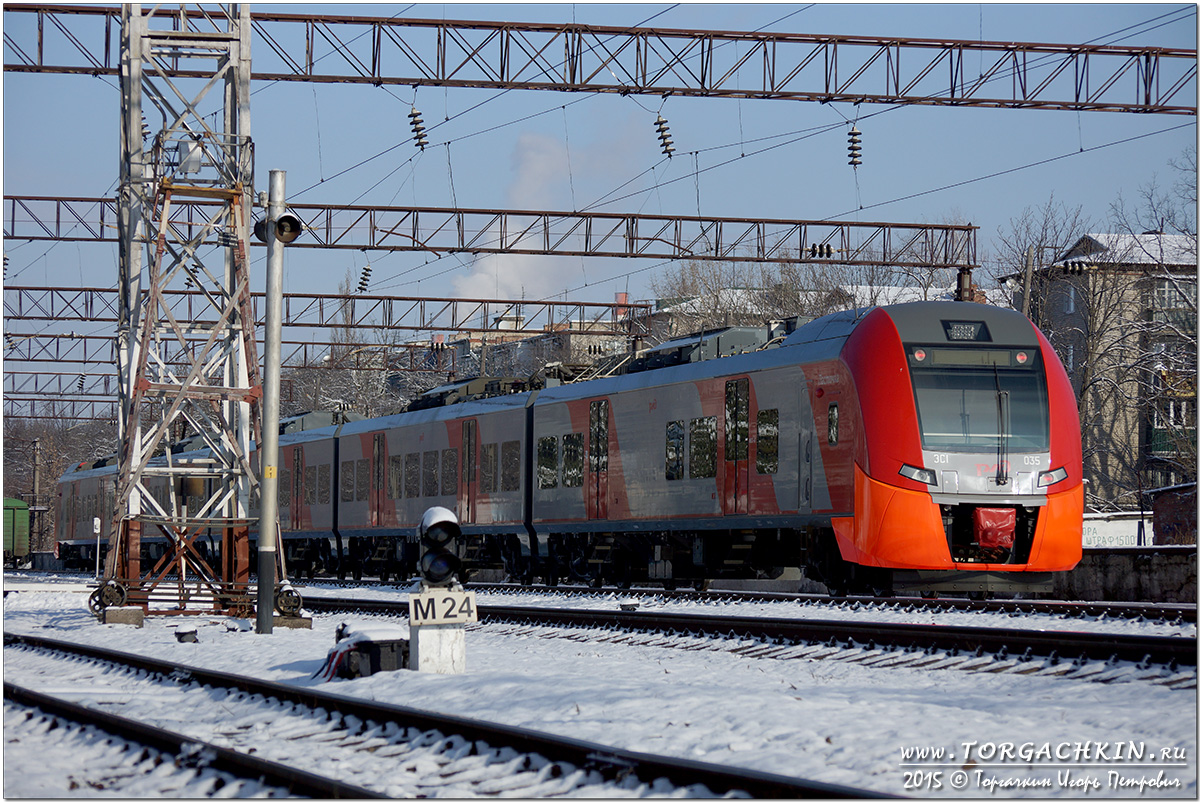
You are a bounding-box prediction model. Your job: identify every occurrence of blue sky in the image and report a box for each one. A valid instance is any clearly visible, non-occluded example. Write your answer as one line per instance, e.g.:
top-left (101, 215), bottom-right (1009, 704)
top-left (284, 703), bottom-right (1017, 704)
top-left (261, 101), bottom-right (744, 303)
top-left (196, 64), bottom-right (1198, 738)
top-left (3, 3), bottom-right (1196, 312)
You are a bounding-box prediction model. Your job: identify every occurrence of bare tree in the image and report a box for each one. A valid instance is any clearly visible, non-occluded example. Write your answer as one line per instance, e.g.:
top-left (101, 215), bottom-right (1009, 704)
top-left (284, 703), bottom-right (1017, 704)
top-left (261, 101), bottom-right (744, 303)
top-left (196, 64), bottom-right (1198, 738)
top-left (1107, 148), bottom-right (1198, 495)
top-left (3, 411), bottom-right (117, 551)
top-left (986, 196), bottom-right (1093, 327)
top-left (991, 151), bottom-right (1198, 509)
top-left (280, 271), bottom-right (413, 417)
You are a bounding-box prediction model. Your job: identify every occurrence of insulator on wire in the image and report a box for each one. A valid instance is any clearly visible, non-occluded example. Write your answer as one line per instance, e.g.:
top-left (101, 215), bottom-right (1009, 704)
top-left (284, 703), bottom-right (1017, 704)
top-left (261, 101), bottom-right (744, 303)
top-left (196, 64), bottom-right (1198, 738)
top-left (76, 375), bottom-right (86, 392)
top-left (847, 126), bottom-right (862, 167)
top-left (358, 264), bottom-right (372, 293)
top-left (654, 115), bottom-right (675, 158)
top-left (809, 244), bottom-right (834, 259)
top-left (409, 107), bottom-right (428, 151)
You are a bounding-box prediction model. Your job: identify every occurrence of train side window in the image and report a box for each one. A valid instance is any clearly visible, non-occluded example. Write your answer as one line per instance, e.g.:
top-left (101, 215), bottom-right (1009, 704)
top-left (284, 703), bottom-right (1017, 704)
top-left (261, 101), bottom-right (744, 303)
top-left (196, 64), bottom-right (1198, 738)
top-left (404, 453), bottom-right (421, 498)
top-left (318, 464), bottom-right (331, 504)
top-left (355, 459), bottom-right (370, 501)
top-left (757, 409), bottom-right (779, 474)
top-left (340, 461), bottom-right (354, 502)
top-left (689, 416), bottom-right (717, 479)
top-left (304, 466), bottom-right (317, 505)
top-left (481, 443), bottom-right (498, 493)
top-left (501, 441), bottom-right (521, 492)
top-left (441, 448), bottom-right (458, 496)
top-left (387, 455), bottom-right (402, 499)
top-left (828, 403), bottom-right (839, 446)
top-left (278, 470), bottom-right (291, 507)
top-left (537, 436), bottom-right (559, 489)
top-left (422, 450), bottom-right (439, 497)
top-left (665, 420), bottom-right (685, 480)
top-left (562, 433), bottom-right (584, 488)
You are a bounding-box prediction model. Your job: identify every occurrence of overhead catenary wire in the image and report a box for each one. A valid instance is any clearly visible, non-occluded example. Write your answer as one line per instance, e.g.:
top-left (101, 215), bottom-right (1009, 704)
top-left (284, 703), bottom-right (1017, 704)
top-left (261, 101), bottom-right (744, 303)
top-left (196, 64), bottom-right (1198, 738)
top-left (8, 7), bottom-right (1195, 310)
top-left (357, 116), bottom-right (1190, 300)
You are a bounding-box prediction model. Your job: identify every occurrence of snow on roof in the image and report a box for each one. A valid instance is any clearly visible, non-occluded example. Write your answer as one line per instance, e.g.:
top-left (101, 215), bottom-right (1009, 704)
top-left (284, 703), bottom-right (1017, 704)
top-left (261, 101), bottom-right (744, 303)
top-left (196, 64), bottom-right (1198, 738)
top-left (1055, 233), bottom-right (1196, 268)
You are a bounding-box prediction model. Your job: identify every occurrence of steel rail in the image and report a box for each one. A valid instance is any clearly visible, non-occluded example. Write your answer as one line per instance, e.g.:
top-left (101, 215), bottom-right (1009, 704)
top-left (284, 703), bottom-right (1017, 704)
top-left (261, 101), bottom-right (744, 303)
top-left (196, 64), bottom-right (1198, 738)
top-left (462, 581), bottom-right (1198, 624)
top-left (4, 632), bottom-right (881, 799)
top-left (303, 596), bottom-right (1197, 667)
top-left (3, 5), bottom-right (1195, 114)
top-left (3, 681), bottom-right (386, 799)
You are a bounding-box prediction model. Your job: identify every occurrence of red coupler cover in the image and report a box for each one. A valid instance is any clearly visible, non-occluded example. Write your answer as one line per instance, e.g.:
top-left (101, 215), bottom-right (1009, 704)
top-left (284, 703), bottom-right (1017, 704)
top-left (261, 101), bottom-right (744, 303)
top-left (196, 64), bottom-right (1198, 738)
top-left (974, 507), bottom-right (1016, 550)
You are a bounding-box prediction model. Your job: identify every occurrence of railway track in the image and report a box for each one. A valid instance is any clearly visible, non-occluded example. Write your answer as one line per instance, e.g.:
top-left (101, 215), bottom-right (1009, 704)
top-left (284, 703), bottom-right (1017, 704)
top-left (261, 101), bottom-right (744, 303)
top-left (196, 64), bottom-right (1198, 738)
top-left (4, 682), bottom-right (383, 798)
top-left (303, 595), bottom-right (1198, 681)
top-left (19, 570), bottom-right (1193, 624)
top-left (302, 577), bottom-right (1198, 625)
top-left (4, 633), bottom-right (877, 799)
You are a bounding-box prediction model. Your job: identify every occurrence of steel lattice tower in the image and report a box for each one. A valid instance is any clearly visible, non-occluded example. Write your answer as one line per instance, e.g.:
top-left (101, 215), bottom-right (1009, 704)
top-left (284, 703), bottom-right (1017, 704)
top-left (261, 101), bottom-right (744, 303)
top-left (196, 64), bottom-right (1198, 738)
top-left (97, 4), bottom-right (259, 617)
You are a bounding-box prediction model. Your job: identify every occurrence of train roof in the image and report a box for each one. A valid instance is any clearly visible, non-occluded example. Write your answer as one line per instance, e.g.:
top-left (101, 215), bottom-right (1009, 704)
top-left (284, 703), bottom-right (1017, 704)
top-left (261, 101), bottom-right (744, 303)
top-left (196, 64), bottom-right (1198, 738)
top-left (338, 390), bottom-right (532, 436)
top-left (882, 301), bottom-right (1040, 345)
top-left (781, 301), bottom-right (1038, 351)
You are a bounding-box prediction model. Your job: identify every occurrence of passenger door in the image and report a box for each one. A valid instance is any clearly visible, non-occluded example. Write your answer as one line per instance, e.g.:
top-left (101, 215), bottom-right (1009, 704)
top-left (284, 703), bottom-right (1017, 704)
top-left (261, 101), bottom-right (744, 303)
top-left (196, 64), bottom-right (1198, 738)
top-left (722, 378), bottom-right (749, 515)
top-left (799, 428), bottom-right (813, 512)
top-left (459, 419), bottom-right (477, 524)
top-left (291, 447), bottom-right (304, 528)
top-left (371, 432), bottom-right (385, 527)
top-left (587, 399), bottom-right (609, 520)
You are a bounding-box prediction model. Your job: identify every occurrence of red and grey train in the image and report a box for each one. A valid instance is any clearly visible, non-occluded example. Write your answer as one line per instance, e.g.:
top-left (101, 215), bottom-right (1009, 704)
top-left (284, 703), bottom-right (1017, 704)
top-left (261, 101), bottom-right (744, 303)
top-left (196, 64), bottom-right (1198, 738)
top-left (57, 301), bottom-right (1083, 594)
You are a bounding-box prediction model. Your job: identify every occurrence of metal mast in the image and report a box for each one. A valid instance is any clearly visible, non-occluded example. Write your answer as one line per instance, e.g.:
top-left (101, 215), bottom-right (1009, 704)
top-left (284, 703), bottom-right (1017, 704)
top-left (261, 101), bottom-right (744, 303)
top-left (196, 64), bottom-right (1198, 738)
top-left (97, 4), bottom-right (259, 617)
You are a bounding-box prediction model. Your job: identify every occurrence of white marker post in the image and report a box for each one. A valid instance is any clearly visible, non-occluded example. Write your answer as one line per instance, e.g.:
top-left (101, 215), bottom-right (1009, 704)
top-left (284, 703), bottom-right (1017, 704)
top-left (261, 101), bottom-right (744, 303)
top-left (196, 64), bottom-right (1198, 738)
top-left (408, 585), bottom-right (477, 673)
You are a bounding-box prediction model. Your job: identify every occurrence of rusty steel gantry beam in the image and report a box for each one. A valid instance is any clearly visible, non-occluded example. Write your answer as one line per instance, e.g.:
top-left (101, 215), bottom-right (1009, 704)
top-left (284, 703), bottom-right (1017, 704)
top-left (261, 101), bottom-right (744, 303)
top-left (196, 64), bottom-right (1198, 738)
top-left (4, 285), bottom-right (654, 337)
top-left (4, 196), bottom-right (979, 268)
top-left (3, 5), bottom-right (1195, 114)
top-left (3, 331), bottom-right (462, 373)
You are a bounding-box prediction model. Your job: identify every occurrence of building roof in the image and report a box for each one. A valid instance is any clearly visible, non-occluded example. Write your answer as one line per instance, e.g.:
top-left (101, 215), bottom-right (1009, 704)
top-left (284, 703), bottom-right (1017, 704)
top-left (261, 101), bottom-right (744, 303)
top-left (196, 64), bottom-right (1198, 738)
top-left (1055, 233), bottom-right (1196, 269)
top-left (654, 284), bottom-right (954, 317)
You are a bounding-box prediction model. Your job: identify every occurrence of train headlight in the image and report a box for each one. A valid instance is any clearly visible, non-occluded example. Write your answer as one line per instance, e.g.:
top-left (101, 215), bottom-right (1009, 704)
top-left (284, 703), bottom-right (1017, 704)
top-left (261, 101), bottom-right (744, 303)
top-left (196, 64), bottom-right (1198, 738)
top-left (899, 464), bottom-right (938, 486)
top-left (1037, 466), bottom-right (1069, 488)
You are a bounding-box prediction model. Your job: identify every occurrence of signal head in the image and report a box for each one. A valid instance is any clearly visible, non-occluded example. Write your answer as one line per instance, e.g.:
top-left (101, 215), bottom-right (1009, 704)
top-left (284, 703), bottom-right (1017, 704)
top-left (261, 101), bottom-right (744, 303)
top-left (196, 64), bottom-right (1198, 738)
top-left (419, 506), bottom-right (462, 586)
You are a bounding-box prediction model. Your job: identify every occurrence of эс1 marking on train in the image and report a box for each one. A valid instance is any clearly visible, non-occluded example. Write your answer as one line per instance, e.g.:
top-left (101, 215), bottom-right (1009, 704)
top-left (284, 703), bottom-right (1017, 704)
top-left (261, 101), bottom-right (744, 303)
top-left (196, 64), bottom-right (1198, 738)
top-left (57, 301), bottom-right (1083, 596)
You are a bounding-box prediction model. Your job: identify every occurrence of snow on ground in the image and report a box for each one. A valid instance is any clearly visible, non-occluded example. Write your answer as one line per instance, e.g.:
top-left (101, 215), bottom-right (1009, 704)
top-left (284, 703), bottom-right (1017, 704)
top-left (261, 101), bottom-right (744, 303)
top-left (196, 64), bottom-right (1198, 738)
top-left (304, 581), bottom-right (1199, 639)
top-left (2, 575), bottom-right (1196, 798)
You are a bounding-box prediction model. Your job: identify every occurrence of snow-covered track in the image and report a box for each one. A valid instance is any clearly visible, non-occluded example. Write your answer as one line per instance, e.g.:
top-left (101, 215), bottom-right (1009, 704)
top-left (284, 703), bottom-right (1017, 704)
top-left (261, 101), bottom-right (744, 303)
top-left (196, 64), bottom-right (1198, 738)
top-left (3, 681), bottom-right (383, 798)
top-left (461, 582), bottom-right (1197, 624)
top-left (4, 633), bottom-right (878, 799)
top-left (306, 596), bottom-right (1198, 673)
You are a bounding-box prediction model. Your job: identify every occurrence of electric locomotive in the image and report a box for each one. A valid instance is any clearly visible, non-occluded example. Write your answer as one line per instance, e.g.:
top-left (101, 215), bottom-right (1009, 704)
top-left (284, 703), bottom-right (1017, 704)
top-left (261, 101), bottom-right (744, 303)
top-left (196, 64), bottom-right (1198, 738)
top-left (802, 301), bottom-right (1083, 594)
top-left (524, 300), bottom-right (1081, 594)
top-left (55, 301), bottom-right (1083, 595)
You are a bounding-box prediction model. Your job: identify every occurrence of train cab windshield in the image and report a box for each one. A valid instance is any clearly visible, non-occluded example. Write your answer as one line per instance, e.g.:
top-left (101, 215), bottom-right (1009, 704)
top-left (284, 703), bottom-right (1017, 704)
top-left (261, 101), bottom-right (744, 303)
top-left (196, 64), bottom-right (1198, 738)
top-left (907, 346), bottom-right (1049, 453)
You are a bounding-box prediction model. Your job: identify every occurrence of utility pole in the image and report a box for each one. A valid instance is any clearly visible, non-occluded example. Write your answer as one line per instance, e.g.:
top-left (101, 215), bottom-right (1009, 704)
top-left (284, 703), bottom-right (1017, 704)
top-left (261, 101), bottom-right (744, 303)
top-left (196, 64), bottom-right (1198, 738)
top-left (100, 4), bottom-right (259, 619)
top-left (1021, 245), bottom-right (1036, 318)
top-left (30, 438), bottom-right (42, 554)
top-left (257, 170), bottom-right (291, 634)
